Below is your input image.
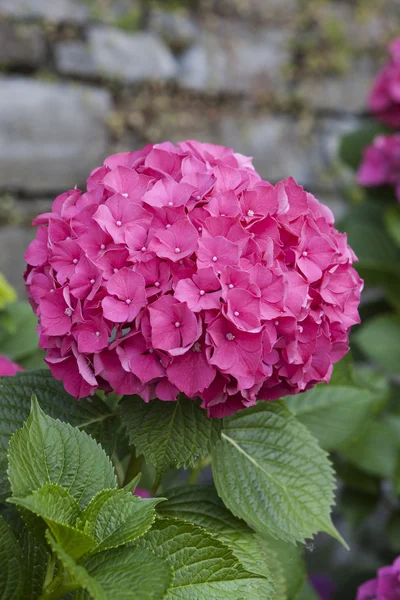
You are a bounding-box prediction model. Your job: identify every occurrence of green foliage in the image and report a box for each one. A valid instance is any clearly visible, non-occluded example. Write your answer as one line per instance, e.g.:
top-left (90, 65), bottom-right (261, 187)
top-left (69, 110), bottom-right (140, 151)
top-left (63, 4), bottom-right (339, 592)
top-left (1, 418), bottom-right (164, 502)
top-left (0, 516), bottom-right (24, 600)
top-left (212, 402), bottom-right (343, 546)
top-left (121, 395), bottom-right (222, 483)
top-left (0, 273), bottom-right (17, 310)
top-left (355, 315), bottom-right (400, 375)
top-left (79, 489), bottom-right (161, 555)
top-left (0, 370), bottom-right (119, 501)
top-left (157, 484), bottom-right (276, 594)
top-left (141, 517), bottom-right (272, 599)
top-left (0, 301), bottom-right (44, 368)
top-left (8, 396), bottom-right (117, 507)
top-left (19, 528), bottom-right (48, 599)
top-left (339, 123), bottom-right (389, 171)
top-left (284, 384), bottom-right (384, 450)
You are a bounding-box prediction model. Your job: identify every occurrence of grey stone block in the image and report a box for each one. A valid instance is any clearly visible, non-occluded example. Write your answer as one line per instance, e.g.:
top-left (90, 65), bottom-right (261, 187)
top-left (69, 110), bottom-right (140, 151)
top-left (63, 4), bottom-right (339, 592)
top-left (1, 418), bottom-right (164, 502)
top-left (87, 27), bottom-right (178, 83)
top-left (179, 25), bottom-right (291, 95)
top-left (0, 22), bottom-right (46, 68)
top-left (55, 41), bottom-right (97, 77)
top-left (148, 8), bottom-right (198, 51)
top-left (0, 78), bottom-right (111, 193)
top-left (0, 0), bottom-right (89, 22)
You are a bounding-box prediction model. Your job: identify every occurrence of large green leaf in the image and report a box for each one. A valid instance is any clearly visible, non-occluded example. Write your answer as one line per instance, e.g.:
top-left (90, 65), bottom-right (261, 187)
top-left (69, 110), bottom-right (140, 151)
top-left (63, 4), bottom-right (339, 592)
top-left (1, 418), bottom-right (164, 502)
top-left (260, 532), bottom-right (305, 600)
top-left (355, 315), bottom-right (400, 376)
top-left (0, 273), bottom-right (17, 310)
top-left (0, 516), bottom-right (24, 600)
top-left (120, 395), bottom-right (222, 480)
top-left (157, 485), bottom-right (275, 594)
top-left (80, 489), bottom-right (160, 555)
top-left (47, 531), bottom-right (172, 600)
top-left (0, 302), bottom-right (39, 361)
top-left (212, 402), bottom-right (343, 546)
top-left (141, 518), bottom-right (272, 599)
top-left (8, 397), bottom-right (116, 508)
top-left (0, 371), bottom-right (119, 501)
top-left (10, 484), bottom-right (96, 560)
top-left (19, 528), bottom-right (48, 600)
top-left (284, 385), bottom-right (382, 450)
top-left (343, 418), bottom-right (399, 479)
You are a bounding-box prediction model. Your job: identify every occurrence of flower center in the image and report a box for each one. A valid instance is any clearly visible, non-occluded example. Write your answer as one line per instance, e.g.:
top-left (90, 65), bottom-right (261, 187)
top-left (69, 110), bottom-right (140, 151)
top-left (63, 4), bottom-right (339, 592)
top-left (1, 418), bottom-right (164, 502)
top-left (122, 193), bottom-right (128, 198)
top-left (175, 321), bottom-right (181, 328)
top-left (228, 283), bottom-right (234, 289)
top-left (175, 247), bottom-right (181, 254)
top-left (226, 333), bottom-right (235, 341)
top-left (302, 251), bottom-right (308, 257)
top-left (168, 201), bottom-right (173, 207)
top-left (193, 342), bottom-right (201, 353)
top-left (116, 220), bottom-right (122, 227)
top-left (199, 290), bottom-right (205, 296)
top-left (141, 246), bottom-right (146, 252)
top-left (64, 308), bottom-right (73, 317)
top-left (234, 311), bottom-right (239, 317)
top-left (275, 320), bottom-right (279, 326)
top-left (166, 224), bottom-right (171, 229)
top-left (299, 325), bottom-right (303, 333)
top-left (247, 209), bottom-right (254, 217)
top-left (73, 258), bottom-right (78, 264)
top-left (212, 256), bottom-right (218, 262)
top-left (126, 299), bottom-right (132, 305)
top-left (100, 244), bottom-right (106, 250)
top-left (95, 331), bottom-right (101, 337)
top-left (90, 279), bottom-right (95, 284)
top-left (154, 281), bottom-right (160, 287)
top-left (113, 268), bottom-right (119, 273)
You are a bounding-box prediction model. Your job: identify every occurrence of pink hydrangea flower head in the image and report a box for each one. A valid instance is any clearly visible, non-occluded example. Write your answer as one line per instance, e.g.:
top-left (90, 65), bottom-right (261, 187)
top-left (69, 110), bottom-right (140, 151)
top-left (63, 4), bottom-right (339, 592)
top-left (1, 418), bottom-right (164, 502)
top-left (369, 38), bottom-right (400, 127)
top-left (25, 141), bottom-right (362, 417)
top-left (356, 556), bottom-right (400, 600)
top-left (0, 355), bottom-right (23, 378)
top-left (357, 134), bottom-right (400, 201)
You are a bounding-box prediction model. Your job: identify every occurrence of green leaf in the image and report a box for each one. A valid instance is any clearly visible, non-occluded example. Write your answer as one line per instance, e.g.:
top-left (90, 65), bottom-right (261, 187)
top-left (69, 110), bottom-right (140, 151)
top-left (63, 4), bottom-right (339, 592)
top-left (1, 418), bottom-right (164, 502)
top-left (0, 516), bottom-right (24, 600)
top-left (120, 395), bottom-right (222, 479)
top-left (355, 314), bottom-right (400, 376)
top-left (0, 273), bottom-right (17, 310)
top-left (260, 532), bottom-right (305, 600)
top-left (141, 517), bottom-right (273, 599)
top-left (79, 489), bottom-right (160, 555)
top-left (9, 484), bottom-right (96, 560)
top-left (8, 396), bottom-right (116, 507)
top-left (47, 531), bottom-right (171, 600)
top-left (385, 205), bottom-right (400, 249)
top-left (19, 527), bottom-right (48, 600)
top-left (0, 302), bottom-right (40, 360)
top-left (0, 370), bottom-right (120, 501)
top-left (284, 385), bottom-right (381, 450)
top-left (157, 484), bottom-right (275, 594)
top-left (212, 402), bottom-right (343, 546)
top-left (329, 353), bottom-right (355, 386)
top-left (343, 418), bottom-right (399, 479)
top-left (296, 582), bottom-right (318, 600)
top-left (77, 545), bottom-right (172, 600)
top-left (339, 123), bottom-right (389, 170)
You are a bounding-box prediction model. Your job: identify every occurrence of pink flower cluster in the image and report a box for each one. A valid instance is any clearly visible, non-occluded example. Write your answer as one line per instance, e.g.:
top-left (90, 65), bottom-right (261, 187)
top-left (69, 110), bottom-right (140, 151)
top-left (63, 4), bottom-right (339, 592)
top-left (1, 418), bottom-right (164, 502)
top-left (357, 134), bottom-right (400, 201)
top-left (369, 38), bottom-right (400, 128)
top-left (0, 355), bottom-right (22, 377)
top-left (356, 556), bottom-right (400, 600)
top-left (25, 141), bottom-right (362, 417)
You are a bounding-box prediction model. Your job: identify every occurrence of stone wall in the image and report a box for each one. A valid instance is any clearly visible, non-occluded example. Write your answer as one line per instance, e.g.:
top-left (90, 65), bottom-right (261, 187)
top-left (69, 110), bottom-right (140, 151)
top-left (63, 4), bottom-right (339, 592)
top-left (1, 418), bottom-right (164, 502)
top-left (0, 0), bottom-right (397, 295)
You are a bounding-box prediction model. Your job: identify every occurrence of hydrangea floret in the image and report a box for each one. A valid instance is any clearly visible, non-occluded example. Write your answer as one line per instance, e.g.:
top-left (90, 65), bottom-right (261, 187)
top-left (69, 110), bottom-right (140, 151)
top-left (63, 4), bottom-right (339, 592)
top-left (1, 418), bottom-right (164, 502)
top-left (369, 38), bottom-right (400, 128)
top-left (25, 141), bottom-right (362, 417)
top-left (356, 556), bottom-right (400, 600)
top-left (357, 134), bottom-right (400, 201)
top-left (0, 355), bottom-right (23, 377)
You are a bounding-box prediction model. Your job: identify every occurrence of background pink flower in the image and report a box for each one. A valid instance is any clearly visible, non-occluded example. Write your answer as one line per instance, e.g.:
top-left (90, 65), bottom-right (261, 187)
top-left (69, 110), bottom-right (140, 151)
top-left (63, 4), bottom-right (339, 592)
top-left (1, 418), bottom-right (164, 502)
top-left (356, 556), bottom-right (400, 600)
top-left (357, 134), bottom-right (400, 201)
top-left (0, 355), bottom-right (23, 377)
top-left (25, 141), bottom-right (362, 417)
top-left (369, 38), bottom-right (400, 128)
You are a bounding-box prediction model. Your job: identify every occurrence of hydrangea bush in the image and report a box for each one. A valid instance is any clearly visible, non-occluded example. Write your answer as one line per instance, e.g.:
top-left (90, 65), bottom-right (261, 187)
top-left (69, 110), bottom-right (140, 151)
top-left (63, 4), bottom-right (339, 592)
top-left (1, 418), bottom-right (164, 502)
top-left (25, 141), bottom-right (361, 417)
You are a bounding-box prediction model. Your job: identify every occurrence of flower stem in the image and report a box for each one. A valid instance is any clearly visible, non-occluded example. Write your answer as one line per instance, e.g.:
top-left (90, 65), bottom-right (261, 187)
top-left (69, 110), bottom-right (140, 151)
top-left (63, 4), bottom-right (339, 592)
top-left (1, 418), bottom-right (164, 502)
top-left (123, 451), bottom-right (143, 488)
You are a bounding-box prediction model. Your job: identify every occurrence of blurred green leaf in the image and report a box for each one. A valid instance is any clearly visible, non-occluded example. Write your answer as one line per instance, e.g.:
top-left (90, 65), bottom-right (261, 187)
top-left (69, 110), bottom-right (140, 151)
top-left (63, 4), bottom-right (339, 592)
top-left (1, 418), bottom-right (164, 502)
top-left (343, 419), bottom-right (398, 479)
top-left (0, 302), bottom-right (39, 360)
top-left (355, 314), bottom-right (400, 375)
top-left (0, 273), bottom-right (17, 310)
top-left (385, 205), bottom-right (400, 249)
top-left (339, 123), bottom-right (389, 171)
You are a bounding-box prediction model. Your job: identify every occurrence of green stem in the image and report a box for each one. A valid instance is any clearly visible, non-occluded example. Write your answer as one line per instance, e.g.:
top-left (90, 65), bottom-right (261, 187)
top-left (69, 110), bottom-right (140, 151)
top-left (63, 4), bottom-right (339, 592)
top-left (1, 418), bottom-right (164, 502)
top-left (187, 457), bottom-right (211, 485)
top-left (42, 553), bottom-right (56, 591)
top-left (40, 579), bottom-right (81, 600)
top-left (123, 451), bottom-right (143, 488)
top-left (151, 472), bottom-right (162, 496)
